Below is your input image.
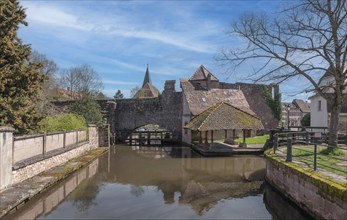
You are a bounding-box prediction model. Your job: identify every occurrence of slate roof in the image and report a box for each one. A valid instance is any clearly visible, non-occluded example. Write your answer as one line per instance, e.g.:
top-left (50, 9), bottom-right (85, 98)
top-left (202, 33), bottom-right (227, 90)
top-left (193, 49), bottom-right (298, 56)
top-left (181, 79), bottom-right (255, 116)
top-left (190, 65), bottom-right (218, 81)
top-left (133, 82), bottom-right (159, 99)
top-left (142, 65), bottom-right (151, 87)
top-left (293, 99), bottom-right (310, 113)
top-left (184, 102), bottom-right (264, 131)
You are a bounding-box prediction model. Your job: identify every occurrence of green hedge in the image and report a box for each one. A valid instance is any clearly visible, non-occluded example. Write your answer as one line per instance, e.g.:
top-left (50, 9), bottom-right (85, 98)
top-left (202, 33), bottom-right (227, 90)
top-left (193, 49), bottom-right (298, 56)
top-left (37, 113), bottom-right (87, 133)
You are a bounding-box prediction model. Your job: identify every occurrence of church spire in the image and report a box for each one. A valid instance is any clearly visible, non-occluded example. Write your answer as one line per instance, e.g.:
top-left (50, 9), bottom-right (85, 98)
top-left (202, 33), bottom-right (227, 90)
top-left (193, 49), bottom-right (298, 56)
top-left (142, 64), bottom-right (151, 87)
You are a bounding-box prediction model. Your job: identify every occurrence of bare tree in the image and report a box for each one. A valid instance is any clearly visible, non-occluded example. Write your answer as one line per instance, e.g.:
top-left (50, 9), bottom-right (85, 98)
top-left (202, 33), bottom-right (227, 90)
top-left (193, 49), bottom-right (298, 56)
top-left (217, 0), bottom-right (346, 147)
top-left (130, 86), bottom-right (140, 98)
top-left (30, 51), bottom-right (58, 91)
top-left (60, 64), bottom-right (103, 99)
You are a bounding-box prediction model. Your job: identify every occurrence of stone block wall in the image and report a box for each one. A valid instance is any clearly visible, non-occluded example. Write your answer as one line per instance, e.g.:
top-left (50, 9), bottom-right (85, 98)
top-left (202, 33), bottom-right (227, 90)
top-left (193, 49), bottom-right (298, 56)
top-left (265, 156), bottom-right (347, 219)
top-left (0, 127), bottom-right (14, 191)
top-left (114, 81), bottom-right (182, 139)
top-left (13, 130), bottom-right (88, 164)
top-left (220, 82), bottom-right (279, 130)
top-left (0, 125), bottom-right (99, 191)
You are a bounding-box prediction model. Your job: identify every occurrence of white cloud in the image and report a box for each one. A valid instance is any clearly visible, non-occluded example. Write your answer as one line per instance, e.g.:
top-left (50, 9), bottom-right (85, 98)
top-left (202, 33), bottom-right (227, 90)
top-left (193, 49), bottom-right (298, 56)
top-left (23, 2), bottom-right (218, 53)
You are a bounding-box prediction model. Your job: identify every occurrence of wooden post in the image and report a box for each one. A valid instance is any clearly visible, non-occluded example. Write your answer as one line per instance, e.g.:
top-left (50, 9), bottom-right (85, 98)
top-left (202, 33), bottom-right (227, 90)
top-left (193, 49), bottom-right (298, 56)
top-left (205, 131), bottom-right (208, 144)
top-left (233, 129), bottom-right (236, 140)
top-left (147, 131), bottom-right (150, 145)
top-left (224, 130), bottom-right (227, 139)
top-left (243, 130), bottom-right (246, 143)
top-left (42, 132), bottom-right (47, 155)
top-left (211, 130), bottom-right (214, 143)
top-left (199, 131), bottom-right (202, 144)
top-left (63, 130), bottom-right (66, 148)
top-left (107, 125), bottom-right (110, 148)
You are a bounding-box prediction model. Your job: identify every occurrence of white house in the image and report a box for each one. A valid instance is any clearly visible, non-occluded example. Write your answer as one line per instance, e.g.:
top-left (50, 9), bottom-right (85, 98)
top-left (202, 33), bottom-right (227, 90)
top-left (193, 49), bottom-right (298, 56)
top-left (309, 70), bottom-right (347, 132)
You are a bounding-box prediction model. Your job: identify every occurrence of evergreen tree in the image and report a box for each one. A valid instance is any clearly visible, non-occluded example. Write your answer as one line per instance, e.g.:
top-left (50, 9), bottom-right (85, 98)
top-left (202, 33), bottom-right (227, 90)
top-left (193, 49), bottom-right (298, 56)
top-left (0, 0), bottom-right (45, 133)
top-left (114, 90), bottom-right (124, 99)
top-left (72, 96), bottom-right (104, 126)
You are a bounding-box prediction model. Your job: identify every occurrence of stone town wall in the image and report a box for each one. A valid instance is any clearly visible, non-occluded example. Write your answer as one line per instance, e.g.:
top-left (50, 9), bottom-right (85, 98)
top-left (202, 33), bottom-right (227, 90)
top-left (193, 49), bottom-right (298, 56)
top-left (265, 155), bottom-right (347, 219)
top-left (220, 82), bottom-right (279, 130)
top-left (114, 81), bottom-right (182, 137)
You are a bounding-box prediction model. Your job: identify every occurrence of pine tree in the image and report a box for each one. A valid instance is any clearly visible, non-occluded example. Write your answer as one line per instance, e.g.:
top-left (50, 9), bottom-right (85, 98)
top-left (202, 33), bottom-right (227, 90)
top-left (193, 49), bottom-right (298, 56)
top-left (0, 0), bottom-right (45, 133)
top-left (114, 90), bottom-right (124, 99)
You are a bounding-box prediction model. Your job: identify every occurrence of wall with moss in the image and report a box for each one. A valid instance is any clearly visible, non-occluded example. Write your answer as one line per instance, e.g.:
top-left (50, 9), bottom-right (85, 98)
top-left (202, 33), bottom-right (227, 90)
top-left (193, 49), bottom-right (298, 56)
top-left (265, 151), bottom-right (347, 219)
top-left (220, 82), bottom-right (279, 131)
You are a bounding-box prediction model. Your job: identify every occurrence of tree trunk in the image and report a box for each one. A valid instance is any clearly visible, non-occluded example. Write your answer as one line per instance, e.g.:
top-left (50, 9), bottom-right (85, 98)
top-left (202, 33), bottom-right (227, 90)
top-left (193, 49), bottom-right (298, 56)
top-left (327, 93), bottom-right (343, 148)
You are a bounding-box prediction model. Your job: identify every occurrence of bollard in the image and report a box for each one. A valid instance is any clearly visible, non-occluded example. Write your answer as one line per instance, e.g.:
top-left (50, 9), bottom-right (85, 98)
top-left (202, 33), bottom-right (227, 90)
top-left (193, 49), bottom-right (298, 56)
top-left (314, 144), bottom-right (317, 171)
top-left (274, 136), bottom-right (278, 153)
top-left (286, 138), bottom-right (292, 162)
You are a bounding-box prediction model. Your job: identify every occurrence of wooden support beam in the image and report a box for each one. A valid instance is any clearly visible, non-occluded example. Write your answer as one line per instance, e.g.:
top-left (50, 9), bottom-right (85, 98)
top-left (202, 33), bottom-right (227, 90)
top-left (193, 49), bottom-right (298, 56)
top-left (243, 130), bottom-right (246, 143)
top-left (199, 131), bottom-right (202, 144)
top-left (205, 131), bottom-right (208, 144)
top-left (233, 129), bottom-right (236, 140)
top-left (211, 130), bottom-right (214, 143)
top-left (224, 130), bottom-right (227, 139)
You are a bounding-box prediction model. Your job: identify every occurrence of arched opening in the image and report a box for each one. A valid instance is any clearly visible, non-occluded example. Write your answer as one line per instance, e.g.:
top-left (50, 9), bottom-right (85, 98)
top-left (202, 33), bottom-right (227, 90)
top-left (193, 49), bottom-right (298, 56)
top-left (126, 124), bottom-right (172, 146)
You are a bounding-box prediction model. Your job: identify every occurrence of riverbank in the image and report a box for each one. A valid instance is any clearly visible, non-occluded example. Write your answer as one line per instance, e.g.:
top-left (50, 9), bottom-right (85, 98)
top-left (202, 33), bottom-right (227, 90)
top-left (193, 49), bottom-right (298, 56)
top-left (265, 150), bottom-right (347, 219)
top-left (0, 147), bottom-right (108, 219)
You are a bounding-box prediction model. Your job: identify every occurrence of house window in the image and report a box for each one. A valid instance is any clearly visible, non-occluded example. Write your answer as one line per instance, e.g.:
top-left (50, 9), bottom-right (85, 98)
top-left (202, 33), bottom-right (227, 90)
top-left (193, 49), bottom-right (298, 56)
top-left (318, 100), bottom-right (322, 111)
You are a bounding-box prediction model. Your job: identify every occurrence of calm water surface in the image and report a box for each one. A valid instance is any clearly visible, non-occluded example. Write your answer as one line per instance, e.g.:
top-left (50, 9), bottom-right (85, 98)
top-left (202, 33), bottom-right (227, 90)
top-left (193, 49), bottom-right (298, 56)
top-left (5, 146), bottom-right (313, 220)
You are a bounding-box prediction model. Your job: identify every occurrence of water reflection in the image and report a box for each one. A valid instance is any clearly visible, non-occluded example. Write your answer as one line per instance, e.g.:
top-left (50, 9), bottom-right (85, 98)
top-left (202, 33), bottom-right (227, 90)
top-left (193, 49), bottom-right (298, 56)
top-left (3, 159), bottom-right (99, 220)
top-left (3, 145), bottom-right (309, 219)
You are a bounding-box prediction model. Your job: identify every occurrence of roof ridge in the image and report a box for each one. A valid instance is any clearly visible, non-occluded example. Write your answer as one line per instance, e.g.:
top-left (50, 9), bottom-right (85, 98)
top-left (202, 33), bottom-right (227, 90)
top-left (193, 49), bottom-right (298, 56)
top-left (222, 102), bottom-right (260, 119)
top-left (197, 102), bottom-right (224, 131)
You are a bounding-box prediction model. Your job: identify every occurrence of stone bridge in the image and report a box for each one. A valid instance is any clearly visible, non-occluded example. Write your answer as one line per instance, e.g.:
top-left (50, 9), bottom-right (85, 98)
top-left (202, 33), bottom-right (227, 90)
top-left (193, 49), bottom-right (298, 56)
top-left (99, 82), bottom-right (183, 141)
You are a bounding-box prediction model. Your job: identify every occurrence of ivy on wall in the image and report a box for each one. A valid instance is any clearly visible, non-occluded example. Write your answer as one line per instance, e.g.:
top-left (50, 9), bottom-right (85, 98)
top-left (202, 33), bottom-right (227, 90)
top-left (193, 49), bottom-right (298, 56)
top-left (260, 85), bottom-right (282, 120)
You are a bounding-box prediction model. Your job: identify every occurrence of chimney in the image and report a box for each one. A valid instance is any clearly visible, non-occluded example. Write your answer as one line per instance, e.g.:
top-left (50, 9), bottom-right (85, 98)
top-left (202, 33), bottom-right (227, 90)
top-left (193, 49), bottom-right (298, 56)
top-left (207, 74), bottom-right (211, 90)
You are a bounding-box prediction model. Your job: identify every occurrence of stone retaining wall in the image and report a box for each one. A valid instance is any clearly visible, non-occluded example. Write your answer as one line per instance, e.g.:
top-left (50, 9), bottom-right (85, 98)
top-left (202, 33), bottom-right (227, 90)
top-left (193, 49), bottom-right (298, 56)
top-left (12, 141), bottom-right (96, 184)
top-left (265, 153), bottom-right (347, 220)
top-left (0, 125), bottom-right (99, 191)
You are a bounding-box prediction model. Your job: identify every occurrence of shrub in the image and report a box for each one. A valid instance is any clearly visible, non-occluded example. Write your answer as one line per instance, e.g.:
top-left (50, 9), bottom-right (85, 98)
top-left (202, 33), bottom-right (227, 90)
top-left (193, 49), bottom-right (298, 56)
top-left (38, 113), bottom-right (87, 133)
top-left (301, 113), bottom-right (310, 126)
top-left (72, 97), bottom-right (104, 126)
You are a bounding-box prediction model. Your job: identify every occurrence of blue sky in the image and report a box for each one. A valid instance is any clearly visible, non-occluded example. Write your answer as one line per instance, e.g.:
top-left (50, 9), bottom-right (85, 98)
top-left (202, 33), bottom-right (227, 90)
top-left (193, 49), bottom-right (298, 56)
top-left (18, 0), bottom-right (311, 101)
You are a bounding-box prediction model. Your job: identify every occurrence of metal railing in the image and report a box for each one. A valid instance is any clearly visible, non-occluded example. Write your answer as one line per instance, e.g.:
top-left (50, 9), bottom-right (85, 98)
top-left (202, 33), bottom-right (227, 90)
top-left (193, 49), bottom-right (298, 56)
top-left (273, 134), bottom-right (347, 176)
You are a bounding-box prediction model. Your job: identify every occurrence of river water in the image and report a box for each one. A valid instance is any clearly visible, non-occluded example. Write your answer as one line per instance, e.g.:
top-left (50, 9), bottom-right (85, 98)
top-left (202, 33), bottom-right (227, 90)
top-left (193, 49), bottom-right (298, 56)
top-left (4, 145), bottom-right (313, 220)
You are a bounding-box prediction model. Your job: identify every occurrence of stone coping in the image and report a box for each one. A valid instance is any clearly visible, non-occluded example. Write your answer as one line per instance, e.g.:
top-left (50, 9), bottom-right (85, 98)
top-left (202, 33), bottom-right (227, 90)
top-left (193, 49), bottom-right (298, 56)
top-left (0, 147), bottom-right (108, 219)
top-left (264, 150), bottom-right (347, 202)
top-left (0, 127), bottom-right (15, 132)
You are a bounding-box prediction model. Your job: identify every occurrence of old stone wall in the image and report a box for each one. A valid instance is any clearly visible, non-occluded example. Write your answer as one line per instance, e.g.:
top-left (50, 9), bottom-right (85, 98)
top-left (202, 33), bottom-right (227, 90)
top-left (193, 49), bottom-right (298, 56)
top-left (220, 82), bottom-right (279, 130)
top-left (114, 81), bottom-right (182, 139)
top-left (0, 127), bottom-right (14, 191)
top-left (0, 126), bottom-right (99, 191)
top-left (265, 156), bottom-right (347, 219)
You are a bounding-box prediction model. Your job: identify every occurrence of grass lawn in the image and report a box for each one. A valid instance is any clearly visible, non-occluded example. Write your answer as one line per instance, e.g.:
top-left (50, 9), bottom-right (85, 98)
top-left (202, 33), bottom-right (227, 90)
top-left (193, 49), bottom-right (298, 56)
top-left (280, 145), bottom-right (347, 177)
top-left (235, 134), bottom-right (269, 145)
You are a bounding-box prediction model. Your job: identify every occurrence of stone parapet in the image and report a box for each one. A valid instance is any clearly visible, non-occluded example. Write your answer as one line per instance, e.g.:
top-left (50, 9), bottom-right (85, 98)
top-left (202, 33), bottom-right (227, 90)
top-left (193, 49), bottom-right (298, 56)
top-left (265, 151), bottom-right (347, 219)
